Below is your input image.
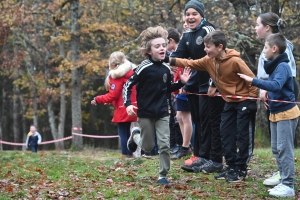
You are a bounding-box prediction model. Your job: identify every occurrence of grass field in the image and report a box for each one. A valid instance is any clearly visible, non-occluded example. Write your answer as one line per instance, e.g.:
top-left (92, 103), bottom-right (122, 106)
top-left (0, 148), bottom-right (299, 199)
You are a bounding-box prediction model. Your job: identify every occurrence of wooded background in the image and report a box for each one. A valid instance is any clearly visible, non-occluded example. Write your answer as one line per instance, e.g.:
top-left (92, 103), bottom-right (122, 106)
top-left (0, 0), bottom-right (299, 150)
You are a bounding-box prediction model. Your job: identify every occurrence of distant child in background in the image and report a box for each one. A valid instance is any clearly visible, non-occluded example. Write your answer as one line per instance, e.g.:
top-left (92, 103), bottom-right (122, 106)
top-left (124, 26), bottom-right (191, 185)
top-left (26, 125), bottom-right (42, 153)
top-left (239, 33), bottom-right (299, 198)
top-left (91, 51), bottom-right (137, 158)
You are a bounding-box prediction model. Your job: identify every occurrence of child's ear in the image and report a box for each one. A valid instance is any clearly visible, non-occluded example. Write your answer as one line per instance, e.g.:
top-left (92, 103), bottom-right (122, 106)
top-left (272, 45), bottom-right (278, 53)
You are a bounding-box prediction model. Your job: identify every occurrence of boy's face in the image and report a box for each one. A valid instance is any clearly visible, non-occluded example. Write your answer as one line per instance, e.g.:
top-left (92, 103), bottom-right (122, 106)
top-left (204, 42), bottom-right (223, 58)
top-left (263, 41), bottom-right (275, 60)
top-left (167, 38), bottom-right (177, 51)
top-left (148, 37), bottom-right (167, 61)
top-left (185, 8), bottom-right (203, 30)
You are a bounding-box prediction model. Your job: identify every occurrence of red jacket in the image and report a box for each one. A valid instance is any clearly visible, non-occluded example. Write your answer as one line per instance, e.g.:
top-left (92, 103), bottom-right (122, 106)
top-left (95, 61), bottom-right (137, 123)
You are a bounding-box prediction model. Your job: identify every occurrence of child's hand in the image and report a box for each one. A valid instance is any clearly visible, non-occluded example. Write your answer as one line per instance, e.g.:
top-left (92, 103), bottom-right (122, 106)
top-left (180, 67), bottom-right (191, 84)
top-left (91, 98), bottom-right (97, 105)
top-left (207, 86), bottom-right (217, 97)
top-left (237, 73), bottom-right (253, 83)
top-left (170, 66), bottom-right (178, 73)
top-left (126, 105), bottom-right (138, 116)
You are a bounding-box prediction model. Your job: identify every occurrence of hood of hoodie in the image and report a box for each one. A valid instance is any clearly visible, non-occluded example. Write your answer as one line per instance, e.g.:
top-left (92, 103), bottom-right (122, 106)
top-left (264, 53), bottom-right (289, 75)
top-left (214, 48), bottom-right (240, 63)
top-left (109, 60), bottom-right (136, 79)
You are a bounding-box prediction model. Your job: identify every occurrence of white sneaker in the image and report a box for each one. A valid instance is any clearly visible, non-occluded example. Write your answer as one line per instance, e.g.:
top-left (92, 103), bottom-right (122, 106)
top-left (269, 183), bottom-right (295, 197)
top-left (263, 171), bottom-right (281, 186)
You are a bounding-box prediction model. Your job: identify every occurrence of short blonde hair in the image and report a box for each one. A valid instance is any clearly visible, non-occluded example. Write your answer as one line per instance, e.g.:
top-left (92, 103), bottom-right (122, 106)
top-left (139, 26), bottom-right (168, 58)
top-left (105, 51), bottom-right (127, 90)
top-left (108, 51), bottom-right (126, 70)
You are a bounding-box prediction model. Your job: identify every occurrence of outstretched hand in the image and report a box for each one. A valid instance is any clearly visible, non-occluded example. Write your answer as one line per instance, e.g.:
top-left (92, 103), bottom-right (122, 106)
top-left (180, 67), bottom-right (191, 84)
top-left (237, 73), bottom-right (253, 83)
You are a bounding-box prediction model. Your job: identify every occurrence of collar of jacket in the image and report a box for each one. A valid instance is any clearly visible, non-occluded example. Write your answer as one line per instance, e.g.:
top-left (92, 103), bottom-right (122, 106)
top-left (264, 52), bottom-right (289, 75)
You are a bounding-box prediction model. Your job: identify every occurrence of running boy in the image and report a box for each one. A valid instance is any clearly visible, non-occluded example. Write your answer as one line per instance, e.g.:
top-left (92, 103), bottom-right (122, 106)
top-left (168, 30), bottom-right (258, 182)
top-left (239, 33), bottom-right (299, 197)
top-left (123, 26), bottom-right (191, 185)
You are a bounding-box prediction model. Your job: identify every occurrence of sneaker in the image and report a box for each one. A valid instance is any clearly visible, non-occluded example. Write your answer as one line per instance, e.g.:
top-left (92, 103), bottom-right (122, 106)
top-left (201, 160), bottom-right (223, 174)
top-left (158, 178), bottom-right (168, 185)
top-left (184, 155), bottom-right (199, 165)
top-left (127, 127), bottom-right (140, 153)
top-left (171, 147), bottom-right (192, 160)
top-left (269, 183), bottom-right (295, 197)
top-left (263, 171), bottom-right (281, 186)
top-left (214, 167), bottom-right (234, 180)
top-left (181, 157), bottom-right (208, 172)
top-left (226, 169), bottom-right (247, 183)
top-left (170, 145), bottom-right (180, 154)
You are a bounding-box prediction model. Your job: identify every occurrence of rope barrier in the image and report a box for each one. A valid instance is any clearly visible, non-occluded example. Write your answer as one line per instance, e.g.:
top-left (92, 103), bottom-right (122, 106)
top-left (0, 132), bottom-right (119, 146)
top-left (189, 93), bottom-right (300, 104)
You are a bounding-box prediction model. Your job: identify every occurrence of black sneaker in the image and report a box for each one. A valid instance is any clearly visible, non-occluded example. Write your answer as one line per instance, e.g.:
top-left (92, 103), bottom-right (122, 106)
top-left (214, 167), bottom-right (234, 180)
top-left (200, 160), bottom-right (223, 174)
top-left (127, 127), bottom-right (140, 153)
top-left (170, 144), bottom-right (180, 154)
top-left (181, 158), bottom-right (209, 172)
top-left (171, 147), bottom-right (192, 160)
top-left (226, 169), bottom-right (247, 183)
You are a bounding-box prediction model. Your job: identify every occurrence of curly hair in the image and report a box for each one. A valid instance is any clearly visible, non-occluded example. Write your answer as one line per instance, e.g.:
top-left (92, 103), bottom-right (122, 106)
top-left (139, 26), bottom-right (168, 58)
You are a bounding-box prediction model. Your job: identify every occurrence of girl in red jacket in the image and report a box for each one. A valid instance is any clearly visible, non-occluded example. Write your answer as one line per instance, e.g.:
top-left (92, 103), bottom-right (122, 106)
top-left (91, 51), bottom-right (137, 157)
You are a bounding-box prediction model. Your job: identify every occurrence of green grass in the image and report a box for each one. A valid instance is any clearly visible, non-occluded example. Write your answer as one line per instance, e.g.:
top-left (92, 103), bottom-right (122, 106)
top-left (0, 149), bottom-right (299, 199)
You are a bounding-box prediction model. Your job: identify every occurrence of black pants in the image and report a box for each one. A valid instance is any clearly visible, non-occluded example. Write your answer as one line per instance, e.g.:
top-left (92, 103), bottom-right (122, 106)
top-left (198, 95), bottom-right (224, 163)
top-left (220, 100), bottom-right (257, 170)
top-left (30, 145), bottom-right (38, 153)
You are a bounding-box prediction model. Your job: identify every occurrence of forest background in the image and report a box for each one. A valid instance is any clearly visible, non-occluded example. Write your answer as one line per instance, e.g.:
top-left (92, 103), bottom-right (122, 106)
top-left (0, 0), bottom-right (299, 150)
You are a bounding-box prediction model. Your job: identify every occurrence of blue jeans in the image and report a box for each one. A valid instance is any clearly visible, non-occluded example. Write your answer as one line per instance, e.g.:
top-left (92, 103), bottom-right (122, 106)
top-left (30, 145), bottom-right (38, 153)
top-left (118, 122), bottom-right (133, 156)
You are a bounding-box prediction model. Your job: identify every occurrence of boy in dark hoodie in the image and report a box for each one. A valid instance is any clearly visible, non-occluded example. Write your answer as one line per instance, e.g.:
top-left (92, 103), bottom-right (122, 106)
top-left (169, 30), bottom-right (258, 182)
top-left (239, 33), bottom-right (299, 198)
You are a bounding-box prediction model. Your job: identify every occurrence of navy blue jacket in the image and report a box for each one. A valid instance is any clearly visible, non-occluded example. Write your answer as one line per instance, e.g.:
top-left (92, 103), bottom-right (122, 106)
top-left (123, 58), bottom-right (184, 118)
top-left (252, 53), bottom-right (295, 114)
top-left (171, 20), bottom-right (215, 93)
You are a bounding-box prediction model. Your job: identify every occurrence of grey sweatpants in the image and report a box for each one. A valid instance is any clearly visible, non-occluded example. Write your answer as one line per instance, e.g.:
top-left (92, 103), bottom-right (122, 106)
top-left (270, 117), bottom-right (298, 187)
top-left (133, 117), bottom-right (170, 178)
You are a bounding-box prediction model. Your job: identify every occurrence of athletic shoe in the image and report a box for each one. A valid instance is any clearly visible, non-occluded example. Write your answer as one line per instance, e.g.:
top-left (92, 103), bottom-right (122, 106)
top-left (171, 147), bottom-right (192, 159)
top-left (214, 167), bottom-right (234, 180)
top-left (158, 178), bottom-right (168, 185)
top-left (263, 171), bottom-right (281, 186)
top-left (201, 160), bottom-right (223, 174)
top-left (170, 144), bottom-right (180, 154)
top-left (226, 169), bottom-right (247, 183)
top-left (269, 183), bottom-right (295, 197)
top-left (127, 127), bottom-right (140, 153)
top-left (181, 157), bottom-right (209, 172)
top-left (184, 155), bottom-right (199, 165)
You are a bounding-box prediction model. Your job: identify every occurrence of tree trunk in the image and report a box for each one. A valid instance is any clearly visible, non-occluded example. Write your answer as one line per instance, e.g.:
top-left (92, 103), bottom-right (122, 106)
top-left (47, 97), bottom-right (59, 149)
top-left (58, 42), bottom-right (66, 150)
top-left (1, 76), bottom-right (9, 150)
top-left (70, 0), bottom-right (83, 150)
top-left (13, 85), bottom-right (21, 150)
top-left (19, 94), bottom-right (27, 151)
top-left (32, 86), bottom-right (38, 128)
